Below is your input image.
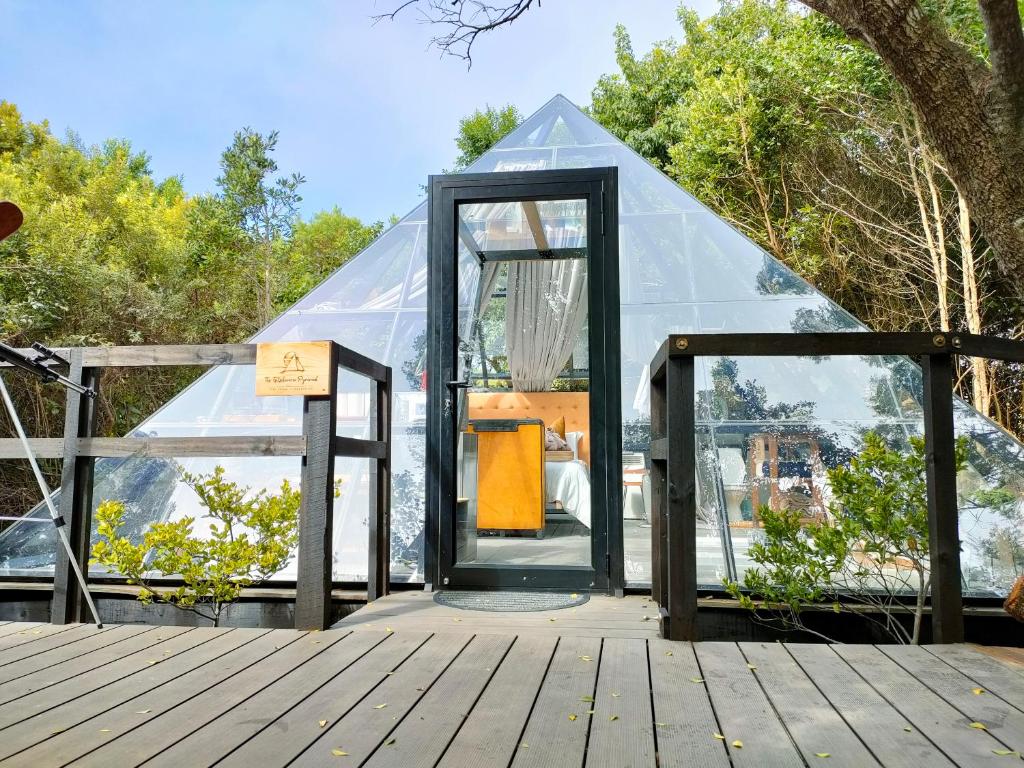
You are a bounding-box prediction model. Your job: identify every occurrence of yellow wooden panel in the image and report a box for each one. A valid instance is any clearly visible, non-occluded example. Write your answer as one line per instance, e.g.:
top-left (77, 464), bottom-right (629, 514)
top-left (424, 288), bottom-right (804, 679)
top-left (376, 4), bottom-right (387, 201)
top-left (468, 422), bottom-right (545, 530)
top-left (255, 341), bottom-right (333, 397)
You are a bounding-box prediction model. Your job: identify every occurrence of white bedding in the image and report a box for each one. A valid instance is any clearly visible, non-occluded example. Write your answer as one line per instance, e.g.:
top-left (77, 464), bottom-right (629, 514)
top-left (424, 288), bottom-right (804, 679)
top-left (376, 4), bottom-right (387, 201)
top-left (545, 459), bottom-right (591, 528)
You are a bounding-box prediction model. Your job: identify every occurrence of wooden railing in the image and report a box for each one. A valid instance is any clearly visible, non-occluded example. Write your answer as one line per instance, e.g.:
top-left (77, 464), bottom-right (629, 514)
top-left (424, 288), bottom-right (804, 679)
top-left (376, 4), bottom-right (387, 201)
top-left (0, 342), bottom-right (392, 631)
top-left (649, 331), bottom-right (1024, 643)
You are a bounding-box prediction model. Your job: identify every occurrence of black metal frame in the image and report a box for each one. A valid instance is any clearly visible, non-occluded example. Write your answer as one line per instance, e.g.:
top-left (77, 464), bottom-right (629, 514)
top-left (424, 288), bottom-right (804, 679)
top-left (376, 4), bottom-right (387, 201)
top-left (426, 168), bottom-right (622, 594)
top-left (650, 330), bottom-right (1024, 642)
top-left (0, 341), bottom-right (392, 631)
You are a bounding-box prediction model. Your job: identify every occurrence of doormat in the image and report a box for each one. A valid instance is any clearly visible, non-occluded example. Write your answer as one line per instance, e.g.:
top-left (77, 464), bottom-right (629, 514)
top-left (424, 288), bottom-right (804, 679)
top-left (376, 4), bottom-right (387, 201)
top-left (434, 590), bottom-right (590, 612)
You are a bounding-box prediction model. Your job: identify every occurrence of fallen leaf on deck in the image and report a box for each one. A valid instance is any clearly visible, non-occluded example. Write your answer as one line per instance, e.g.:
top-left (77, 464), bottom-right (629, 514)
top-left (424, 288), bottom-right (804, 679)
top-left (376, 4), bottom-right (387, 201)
top-left (609, 715), bottom-right (619, 721)
top-left (665, 651), bottom-right (673, 656)
top-left (903, 727), bottom-right (913, 732)
top-left (135, 709), bottom-right (151, 714)
top-left (992, 750), bottom-right (1020, 757)
top-left (689, 677), bottom-right (704, 683)
top-left (373, 703), bottom-right (388, 709)
top-left (713, 733), bottom-right (725, 740)
top-left (815, 753), bottom-right (830, 758)
top-left (970, 722), bottom-right (988, 730)
top-left (99, 729), bottom-right (111, 733)
top-left (655, 722), bottom-right (668, 727)
top-left (570, 593), bottom-right (578, 599)
top-left (331, 748), bottom-right (349, 756)
top-left (549, 618), bottom-right (556, 622)
top-left (580, 695), bottom-right (594, 702)
top-left (732, 740), bottom-right (743, 749)
top-left (641, 616), bottom-right (650, 621)
top-left (319, 719), bottom-right (328, 728)
top-left (385, 627), bottom-right (393, 633)
top-left (579, 655), bottom-right (593, 662)
top-left (520, 743), bottom-right (529, 749)
top-left (453, 618), bottom-right (461, 622)
top-left (384, 738), bottom-right (396, 746)
top-left (747, 664), bottom-right (757, 670)
top-left (568, 714), bottom-right (577, 721)
top-left (586, 710), bottom-right (595, 714)
top-left (972, 688), bottom-right (985, 695)
top-left (611, 692), bottom-right (621, 698)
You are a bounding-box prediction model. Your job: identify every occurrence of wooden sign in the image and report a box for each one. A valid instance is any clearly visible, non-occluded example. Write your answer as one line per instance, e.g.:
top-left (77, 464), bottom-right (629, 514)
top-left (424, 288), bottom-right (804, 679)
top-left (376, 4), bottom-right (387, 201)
top-left (255, 341), bottom-right (334, 397)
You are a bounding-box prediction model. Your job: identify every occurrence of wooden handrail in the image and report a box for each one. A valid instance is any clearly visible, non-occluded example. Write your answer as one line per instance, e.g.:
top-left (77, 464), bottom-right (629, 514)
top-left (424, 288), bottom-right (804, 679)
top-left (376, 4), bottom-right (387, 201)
top-left (0, 341), bottom-right (392, 630)
top-left (650, 331), bottom-right (1024, 643)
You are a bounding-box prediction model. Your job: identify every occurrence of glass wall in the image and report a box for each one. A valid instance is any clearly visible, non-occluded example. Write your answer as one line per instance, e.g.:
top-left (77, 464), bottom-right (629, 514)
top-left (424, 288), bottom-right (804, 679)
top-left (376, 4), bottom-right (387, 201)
top-left (2, 95), bottom-right (1021, 596)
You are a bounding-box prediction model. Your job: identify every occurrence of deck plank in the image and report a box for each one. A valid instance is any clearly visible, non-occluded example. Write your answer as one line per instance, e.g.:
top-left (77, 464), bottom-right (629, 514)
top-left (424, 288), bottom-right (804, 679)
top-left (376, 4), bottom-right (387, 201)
top-left (925, 644), bottom-right (1024, 712)
top-left (141, 631), bottom-right (389, 767)
top-left (220, 631), bottom-right (432, 767)
top-left (585, 638), bottom-right (656, 768)
top-left (0, 623), bottom-right (111, 667)
top-left (436, 635), bottom-right (556, 768)
top-left (512, 636), bottom-right (602, 768)
top-left (647, 639), bottom-right (729, 768)
top-left (0, 624), bottom-right (153, 681)
top-left (786, 643), bottom-right (955, 768)
top-left (694, 642), bottom-right (804, 768)
top-left (0, 624), bottom-right (189, 706)
top-left (291, 632), bottom-right (474, 766)
top-left (18, 629), bottom-right (283, 766)
top-left (834, 644), bottom-right (1011, 765)
top-left (879, 645), bottom-right (1024, 753)
top-left (741, 642), bottom-right (881, 768)
top-left (362, 633), bottom-right (515, 768)
top-left (0, 627), bottom-right (240, 759)
top-left (0, 621), bottom-right (71, 648)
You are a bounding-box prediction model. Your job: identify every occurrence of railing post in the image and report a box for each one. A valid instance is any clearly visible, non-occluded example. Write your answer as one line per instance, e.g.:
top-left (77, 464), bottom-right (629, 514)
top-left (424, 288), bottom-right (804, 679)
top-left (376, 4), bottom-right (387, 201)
top-left (665, 351), bottom-right (698, 641)
top-left (52, 351), bottom-right (99, 624)
top-left (922, 351), bottom-right (964, 643)
top-left (650, 363), bottom-right (667, 618)
top-left (295, 343), bottom-right (339, 631)
top-left (367, 368), bottom-right (392, 602)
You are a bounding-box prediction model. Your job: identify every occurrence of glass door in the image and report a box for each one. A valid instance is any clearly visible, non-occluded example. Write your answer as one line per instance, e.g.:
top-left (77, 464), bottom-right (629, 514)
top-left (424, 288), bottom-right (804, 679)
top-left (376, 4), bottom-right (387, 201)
top-left (426, 168), bottom-right (621, 592)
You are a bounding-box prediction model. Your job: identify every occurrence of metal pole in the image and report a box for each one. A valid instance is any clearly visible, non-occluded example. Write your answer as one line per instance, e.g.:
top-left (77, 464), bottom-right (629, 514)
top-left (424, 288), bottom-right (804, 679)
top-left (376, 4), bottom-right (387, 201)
top-left (0, 373), bottom-right (102, 627)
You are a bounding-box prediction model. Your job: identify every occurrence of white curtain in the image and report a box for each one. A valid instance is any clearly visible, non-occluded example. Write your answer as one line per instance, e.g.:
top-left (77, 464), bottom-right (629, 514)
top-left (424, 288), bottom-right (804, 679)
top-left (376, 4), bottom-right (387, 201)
top-left (505, 259), bottom-right (588, 392)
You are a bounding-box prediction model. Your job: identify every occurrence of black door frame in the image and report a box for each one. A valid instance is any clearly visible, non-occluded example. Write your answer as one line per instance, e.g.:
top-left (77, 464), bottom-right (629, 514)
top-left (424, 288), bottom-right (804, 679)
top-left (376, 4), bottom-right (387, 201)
top-left (425, 167), bottom-right (623, 594)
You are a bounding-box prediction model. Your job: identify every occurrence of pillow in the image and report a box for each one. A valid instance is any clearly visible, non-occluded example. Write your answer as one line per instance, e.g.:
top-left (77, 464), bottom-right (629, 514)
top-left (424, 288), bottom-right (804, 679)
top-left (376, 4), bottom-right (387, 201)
top-left (549, 415), bottom-right (566, 439)
top-left (545, 428), bottom-right (569, 451)
top-left (565, 431), bottom-right (584, 460)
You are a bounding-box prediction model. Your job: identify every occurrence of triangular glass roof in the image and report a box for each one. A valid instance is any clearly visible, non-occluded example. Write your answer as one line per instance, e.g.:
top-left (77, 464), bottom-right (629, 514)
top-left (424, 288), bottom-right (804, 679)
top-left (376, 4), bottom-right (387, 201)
top-left (2, 95), bottom-right (1021, 594)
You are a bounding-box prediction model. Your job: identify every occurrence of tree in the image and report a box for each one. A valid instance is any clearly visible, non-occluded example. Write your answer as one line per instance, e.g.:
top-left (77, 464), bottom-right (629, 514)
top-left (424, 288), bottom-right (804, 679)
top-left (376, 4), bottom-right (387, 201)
top-left (91, 465), bottom-right (309, 626)
top-left (448, 104), bottom-right (522, 171)
top-left (383, 0), bottom-right (1024, 292)
top-left (216, 128), bottom-right (305, 326)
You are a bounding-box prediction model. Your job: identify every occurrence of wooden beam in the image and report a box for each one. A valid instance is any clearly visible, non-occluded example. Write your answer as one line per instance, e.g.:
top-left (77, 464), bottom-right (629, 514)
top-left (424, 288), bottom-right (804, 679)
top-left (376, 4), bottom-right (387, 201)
top-left (521, 200), bottom-right (551, 252)
top-left (295, 344), bottom-right (339, 631)
top-left (367, 368), bottom-right (392, 602)
top-left (0, 438), bottom-right (63, 459)
top-left (665, 355), bottom-right (697, 641)
top-left (52, 353), bottom-right (98, 624)
top-left (922, 353), bottom-right (964, 643)
top-left (668, 332), bottom-right (951, 358)
top-left (76, 435), bottom-right (306, 458)
top-left (336, 346), bottom-right (389, 383)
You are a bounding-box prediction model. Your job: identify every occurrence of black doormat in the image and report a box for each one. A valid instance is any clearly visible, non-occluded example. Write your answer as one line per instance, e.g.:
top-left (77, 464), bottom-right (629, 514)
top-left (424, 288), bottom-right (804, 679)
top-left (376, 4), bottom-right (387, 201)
top-left (433, 590), bottom-right (590, 612)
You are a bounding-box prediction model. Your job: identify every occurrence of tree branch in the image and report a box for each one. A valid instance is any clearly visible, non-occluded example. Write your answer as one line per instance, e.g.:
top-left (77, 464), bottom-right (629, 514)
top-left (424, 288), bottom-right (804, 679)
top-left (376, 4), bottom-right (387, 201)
top-left (978, 0), bottom-right (1024, 141)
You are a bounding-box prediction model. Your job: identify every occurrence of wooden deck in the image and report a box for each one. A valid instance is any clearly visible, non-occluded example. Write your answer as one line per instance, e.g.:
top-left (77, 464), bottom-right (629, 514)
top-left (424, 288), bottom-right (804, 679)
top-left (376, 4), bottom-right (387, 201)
top-left (0, 614), bottom-right (1022, 767)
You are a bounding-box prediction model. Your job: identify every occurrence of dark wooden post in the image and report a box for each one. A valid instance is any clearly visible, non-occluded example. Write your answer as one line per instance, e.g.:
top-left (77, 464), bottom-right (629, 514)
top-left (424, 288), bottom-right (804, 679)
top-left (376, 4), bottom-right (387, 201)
top-left (665, 349), bottom-right (698, 641)
top-left (52, 350), bottom-right (99, 624)
top-left (649, 360), bottom-right (667, 618)
top-left (922, 351), bottom-right (964, 643)
top-left (367, 368), bottom-right (392, 602)
top-left (295, 343), bottom-right (339, 631)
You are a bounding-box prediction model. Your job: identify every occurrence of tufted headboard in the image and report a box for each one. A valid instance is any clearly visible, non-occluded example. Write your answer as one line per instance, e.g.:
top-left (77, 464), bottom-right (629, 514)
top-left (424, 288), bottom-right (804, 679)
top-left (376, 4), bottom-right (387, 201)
top-left (467, 391), bottom-right (590, 466)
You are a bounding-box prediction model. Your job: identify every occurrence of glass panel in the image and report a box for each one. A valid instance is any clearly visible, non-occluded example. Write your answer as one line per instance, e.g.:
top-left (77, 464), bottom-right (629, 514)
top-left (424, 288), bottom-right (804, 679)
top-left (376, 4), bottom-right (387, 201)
top-left (454, 198), bottom-right (592, 569)
top-left (4, 93), bottom-right (1023, 600)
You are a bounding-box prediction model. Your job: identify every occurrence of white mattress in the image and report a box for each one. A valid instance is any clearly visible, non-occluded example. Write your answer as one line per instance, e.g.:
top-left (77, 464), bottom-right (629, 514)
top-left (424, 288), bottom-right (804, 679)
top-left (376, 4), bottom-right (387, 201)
top-left (545, 459), bottom-right (591, 528)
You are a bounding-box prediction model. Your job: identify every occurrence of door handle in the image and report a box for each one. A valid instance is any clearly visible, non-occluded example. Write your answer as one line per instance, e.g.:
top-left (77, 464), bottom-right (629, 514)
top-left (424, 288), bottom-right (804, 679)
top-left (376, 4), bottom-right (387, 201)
top-left (446, 380), bottom-right (472, 389)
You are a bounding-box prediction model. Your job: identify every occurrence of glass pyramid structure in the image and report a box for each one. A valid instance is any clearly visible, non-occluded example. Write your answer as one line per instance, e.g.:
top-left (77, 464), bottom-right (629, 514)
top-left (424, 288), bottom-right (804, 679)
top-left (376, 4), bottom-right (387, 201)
top-left (2, 95), bottom-right (1022, 594)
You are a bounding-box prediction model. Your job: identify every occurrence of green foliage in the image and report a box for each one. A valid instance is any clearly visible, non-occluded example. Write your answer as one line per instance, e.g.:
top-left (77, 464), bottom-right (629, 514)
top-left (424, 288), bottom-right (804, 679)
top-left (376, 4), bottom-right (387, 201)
top-left (725, 432), bottom-right (968, 643)
top-left (449, 104), bottom-right (522, 171)
top-left (0, 101), bottom-right (381, 517)
top-left (90, 465), bottom-right (317, 626)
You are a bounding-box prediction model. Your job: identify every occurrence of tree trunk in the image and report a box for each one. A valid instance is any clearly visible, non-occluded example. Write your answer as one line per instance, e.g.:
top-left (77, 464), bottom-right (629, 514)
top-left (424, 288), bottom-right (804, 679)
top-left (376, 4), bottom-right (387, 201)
top-left (958, 191), bottom-right (993, 416)
top-left (800, 0), bottom-right (1024, 291)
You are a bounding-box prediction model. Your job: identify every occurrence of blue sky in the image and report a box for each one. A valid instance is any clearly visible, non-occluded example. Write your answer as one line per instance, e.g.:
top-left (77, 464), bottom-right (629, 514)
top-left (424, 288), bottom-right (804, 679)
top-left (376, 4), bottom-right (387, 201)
top-left (1, 1), bottom-right (711, 224)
